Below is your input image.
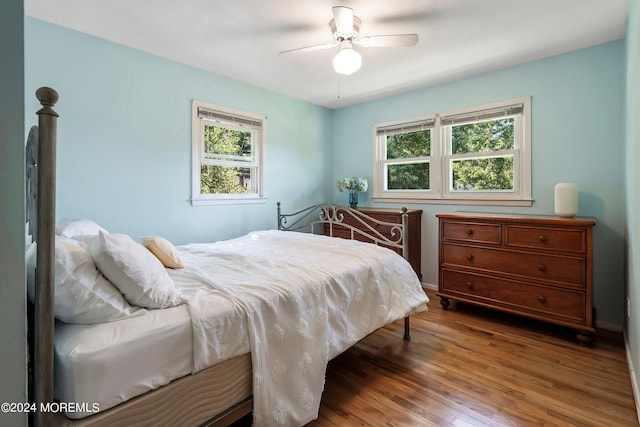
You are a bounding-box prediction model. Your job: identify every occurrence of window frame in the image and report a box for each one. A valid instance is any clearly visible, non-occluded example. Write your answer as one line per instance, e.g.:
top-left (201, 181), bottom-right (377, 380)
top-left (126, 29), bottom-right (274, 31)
top-left (374, 115), bottom-right (439, 199)
top-left (191, 99), bottom-right (266, 206)
top-left (373, 97), bottom-right (531, 206)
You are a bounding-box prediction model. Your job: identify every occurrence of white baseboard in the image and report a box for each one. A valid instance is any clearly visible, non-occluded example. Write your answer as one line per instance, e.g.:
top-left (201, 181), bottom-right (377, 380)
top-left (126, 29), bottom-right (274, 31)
top-left (421, 282), bottom-right (437, 291)
top-left (624, 331), bottom-right (640, 425)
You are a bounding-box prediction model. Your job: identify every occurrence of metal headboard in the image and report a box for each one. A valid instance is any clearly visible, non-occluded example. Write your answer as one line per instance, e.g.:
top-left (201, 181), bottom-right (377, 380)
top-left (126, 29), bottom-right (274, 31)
top-left (277, 201), bottom-right (414, 340)
top-left (276, 202), bottom-right (410, 262)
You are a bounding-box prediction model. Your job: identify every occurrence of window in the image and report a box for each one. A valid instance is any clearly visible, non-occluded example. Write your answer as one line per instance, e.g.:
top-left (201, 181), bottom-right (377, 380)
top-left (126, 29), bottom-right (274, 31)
top-left (192, 100), bottom-right (266, 205)
top-left (373, 97), bottom-right (531, 205)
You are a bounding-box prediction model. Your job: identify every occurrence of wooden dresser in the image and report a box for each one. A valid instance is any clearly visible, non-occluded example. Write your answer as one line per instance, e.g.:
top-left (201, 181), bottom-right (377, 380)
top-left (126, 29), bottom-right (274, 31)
top-left (437, 212), bottom-right (596, 345)
top-left (324, 208), bottom-right (422, 280)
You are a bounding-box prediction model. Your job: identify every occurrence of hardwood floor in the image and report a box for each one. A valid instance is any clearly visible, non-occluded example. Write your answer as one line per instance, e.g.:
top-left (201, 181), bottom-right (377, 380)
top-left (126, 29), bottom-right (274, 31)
top-left (308, 288), bottom-right (638, 427)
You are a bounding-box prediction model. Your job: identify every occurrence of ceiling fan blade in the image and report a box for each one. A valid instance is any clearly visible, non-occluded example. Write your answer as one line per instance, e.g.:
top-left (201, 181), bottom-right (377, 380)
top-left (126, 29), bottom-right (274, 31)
top-left (279, 42), bottom-right (338, 55)
top-left (332, 6), bottom-right (354, 35)
top-left (356, 34), bottom-right (419, 48)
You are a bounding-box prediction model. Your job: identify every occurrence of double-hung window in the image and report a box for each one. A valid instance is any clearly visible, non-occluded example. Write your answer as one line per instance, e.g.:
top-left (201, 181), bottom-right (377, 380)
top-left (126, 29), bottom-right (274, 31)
top-left (375, 117), bottom-right (437, 196)
top-left (191, 100), bottom-right (266, 205)
top-left (373, 97), bottom-right (531, 206)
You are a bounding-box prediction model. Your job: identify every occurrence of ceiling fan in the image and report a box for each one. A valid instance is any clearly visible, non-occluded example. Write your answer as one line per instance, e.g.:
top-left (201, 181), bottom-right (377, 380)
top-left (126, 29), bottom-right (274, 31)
top-left (280, 6), bottom-right (419, 75)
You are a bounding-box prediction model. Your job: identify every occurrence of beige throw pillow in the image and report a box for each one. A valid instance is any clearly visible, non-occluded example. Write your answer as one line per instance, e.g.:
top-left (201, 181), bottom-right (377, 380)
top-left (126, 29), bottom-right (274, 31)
top-left (140, 236), bottom-right (184, 269)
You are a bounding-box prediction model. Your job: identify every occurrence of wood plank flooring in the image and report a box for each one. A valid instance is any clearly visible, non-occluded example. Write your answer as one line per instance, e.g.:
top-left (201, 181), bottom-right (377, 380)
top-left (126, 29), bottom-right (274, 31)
top-left (308, 288), bottom-right (638, 427)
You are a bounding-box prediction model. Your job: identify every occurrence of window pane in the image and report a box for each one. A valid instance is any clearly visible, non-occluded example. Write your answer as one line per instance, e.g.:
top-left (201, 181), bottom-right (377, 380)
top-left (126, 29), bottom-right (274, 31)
top-left (386, 130), bottom-right (430, 159)
top-left (451, 157), bottom-right (513, 190)
top-left (204, 124), bottom-right (253, 162)
top-left (387, 163), bottom-right (430, 190)
top-left (452, 118), bottom-right (514, 154)
top-left (200, 165), bottom-right (252, 194)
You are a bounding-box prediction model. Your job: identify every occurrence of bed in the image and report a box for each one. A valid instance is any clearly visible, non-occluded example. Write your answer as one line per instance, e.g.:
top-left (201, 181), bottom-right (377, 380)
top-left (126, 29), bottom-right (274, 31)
top-left (27, 87), bottom-right (429, 427)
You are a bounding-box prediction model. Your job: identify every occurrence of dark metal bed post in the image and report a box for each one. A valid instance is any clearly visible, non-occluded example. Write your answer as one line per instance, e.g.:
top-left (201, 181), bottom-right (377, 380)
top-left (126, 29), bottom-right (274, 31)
top-left (34, 87), bottom-right (59, 427)
top-left (401, 207), bottom-right (411, 341)
top-left (276, 201), bottom-right (282, 230)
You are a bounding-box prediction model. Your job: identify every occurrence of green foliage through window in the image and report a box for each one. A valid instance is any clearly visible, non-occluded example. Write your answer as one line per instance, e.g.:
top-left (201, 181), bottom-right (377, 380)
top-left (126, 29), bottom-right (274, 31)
top-left (452, 157), bottom-right (513, 190)
top-left (452, 118), bottom-right (514, 154)
top-left (386, 130), bottom-right (430, 190)
top-left (450, 118), bottom-right (514, 191)
top-left (201, 124), bottom-right (254, 194)
top-left (387, 163), bottom-right (430, 190)
top-left (386, 130), bottom-right (430, 159)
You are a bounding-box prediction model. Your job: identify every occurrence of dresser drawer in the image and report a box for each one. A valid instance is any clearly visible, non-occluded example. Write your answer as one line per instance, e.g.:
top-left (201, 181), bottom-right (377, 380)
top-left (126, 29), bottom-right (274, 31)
top-left (441, 221), bottom-right (501, 244)
top-left (441, 243), bottom-right (585, 287)
top-left (505, 225), bottom-right (586, 253)
top-left (441, 269), bottom-right (586, 322)
top-left (361, 211), bottom-right (402, 224)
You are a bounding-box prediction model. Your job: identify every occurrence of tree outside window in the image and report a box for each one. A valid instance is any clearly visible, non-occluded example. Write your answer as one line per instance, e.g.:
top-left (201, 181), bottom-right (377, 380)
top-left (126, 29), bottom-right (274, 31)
top-left (192, 100), bottom-right (265, 205)
top-left (373, 97), bottom-right (531, 205)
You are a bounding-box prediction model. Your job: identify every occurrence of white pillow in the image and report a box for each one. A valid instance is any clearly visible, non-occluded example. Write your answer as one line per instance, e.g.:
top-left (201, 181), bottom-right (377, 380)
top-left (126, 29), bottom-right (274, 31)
top-left (140, 236), bottom-right (184, 269)
top-left (56, 219), bottom-right (109, 238)
top-left (90, 232), bottom-right (183, 309)
top-left (26, 237), bottom-right (145, 324)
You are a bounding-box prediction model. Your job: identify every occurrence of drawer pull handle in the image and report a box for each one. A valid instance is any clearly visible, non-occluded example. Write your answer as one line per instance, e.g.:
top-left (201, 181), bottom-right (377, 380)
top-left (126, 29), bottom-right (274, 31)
top-left (538, 235), bottom-right (547, 242)
top-left (466, 254), bottom-right (474, 261)
top-left (466, 282), bottom-right (473, 290)
top-left (538, 296), bottom-right (546, 303)
top-left (538, 264), bottom-right (546, 271)
top-left (466, 229), bottom-right (473, 236)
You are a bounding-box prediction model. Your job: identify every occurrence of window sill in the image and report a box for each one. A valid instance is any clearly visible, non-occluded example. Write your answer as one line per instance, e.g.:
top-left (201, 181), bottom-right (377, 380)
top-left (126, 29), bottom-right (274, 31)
top-left (191, 197), bottom-right (268, 206)
top-left (372, 197), bottom-right (533, 207)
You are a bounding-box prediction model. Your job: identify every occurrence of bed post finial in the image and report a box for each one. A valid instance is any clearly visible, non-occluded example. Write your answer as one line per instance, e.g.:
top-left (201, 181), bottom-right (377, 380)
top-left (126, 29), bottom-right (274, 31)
top-left (36, 87), bottom-right (59, 116)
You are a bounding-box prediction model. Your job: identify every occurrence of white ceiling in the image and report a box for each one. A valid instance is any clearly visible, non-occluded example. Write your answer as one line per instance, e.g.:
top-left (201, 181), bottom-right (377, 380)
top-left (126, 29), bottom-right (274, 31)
top-left (25, 0), bottom-right (629, 109)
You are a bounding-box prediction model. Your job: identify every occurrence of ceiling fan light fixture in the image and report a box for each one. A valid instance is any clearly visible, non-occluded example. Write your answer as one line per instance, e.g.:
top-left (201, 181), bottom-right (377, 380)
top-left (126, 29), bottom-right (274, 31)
top-left (333, 44), bottom-right (362, 75)
top-left (280, 6), bottom-right (419, 77)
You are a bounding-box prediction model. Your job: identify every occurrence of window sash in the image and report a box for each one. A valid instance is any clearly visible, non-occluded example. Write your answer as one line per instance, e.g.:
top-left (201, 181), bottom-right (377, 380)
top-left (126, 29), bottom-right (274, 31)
top-left (201, 121), bottom-right (258, 166)
top-left (442, 114), bottom-right (520, 198)
top-left (384, 159), bottom-right (431, 189)
top-left (199, 124), bottom-right (261, 195)
top-left (200, 164), bottom-right (258, 195)
top-left (446, 151), bottom-right (516, 193)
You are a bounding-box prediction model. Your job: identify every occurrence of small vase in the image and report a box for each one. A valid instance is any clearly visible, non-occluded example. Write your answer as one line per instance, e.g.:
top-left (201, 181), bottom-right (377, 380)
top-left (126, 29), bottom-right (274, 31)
top-left (348, 192), bottom-right (358, 208)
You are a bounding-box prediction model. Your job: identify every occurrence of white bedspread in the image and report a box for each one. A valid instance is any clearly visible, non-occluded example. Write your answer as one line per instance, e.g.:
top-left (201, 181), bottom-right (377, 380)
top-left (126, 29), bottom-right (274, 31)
top-left (173, 230), bottom-right (428, 427)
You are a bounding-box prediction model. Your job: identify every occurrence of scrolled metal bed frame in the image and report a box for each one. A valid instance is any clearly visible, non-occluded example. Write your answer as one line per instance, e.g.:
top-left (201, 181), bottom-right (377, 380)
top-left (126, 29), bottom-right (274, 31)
top-left (277, 202), bottom-right (408, 255)
top-left (27, 88), bottom-right (418, 427)
top-left (277, 201), bottom-right (413, 341)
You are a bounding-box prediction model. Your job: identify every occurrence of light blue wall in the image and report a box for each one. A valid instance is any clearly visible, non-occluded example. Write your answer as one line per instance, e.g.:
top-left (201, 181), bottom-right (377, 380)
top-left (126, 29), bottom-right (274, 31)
top-left (23, 16), bottom-right (628, 332)
top-left (0, 1), bottom-right (27, 426)
top-left (25, 18), bottom-right (333, 245)
top-left (625, 0), bottom-right (640, 410)
top-left (332, 42), bottom-right (626, 329)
